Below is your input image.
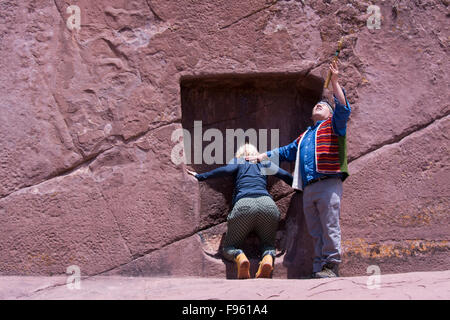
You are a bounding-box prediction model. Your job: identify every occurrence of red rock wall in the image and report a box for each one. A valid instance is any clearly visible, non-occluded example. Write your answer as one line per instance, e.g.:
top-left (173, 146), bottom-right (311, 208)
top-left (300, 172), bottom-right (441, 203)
top-left (0, 0), bottom-right (448, 277)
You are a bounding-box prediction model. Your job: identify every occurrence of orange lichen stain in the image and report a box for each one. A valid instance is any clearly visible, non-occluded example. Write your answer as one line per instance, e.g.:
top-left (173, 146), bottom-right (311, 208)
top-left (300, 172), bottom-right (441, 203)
top-left (398, 198), bottom-right (449, 226)
top-left (342, 239), bottom-right (449, 259)
top-left (400, 211), bottom-right (432, 226)
top-left (28, 253), bottom-right (54, 266)
top-left (18, 252), bottom-right (88, 274)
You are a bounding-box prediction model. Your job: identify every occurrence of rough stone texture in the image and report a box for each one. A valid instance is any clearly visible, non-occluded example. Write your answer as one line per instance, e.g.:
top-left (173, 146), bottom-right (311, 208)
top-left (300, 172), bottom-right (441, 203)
top-left (0, 0), bottom-right (449, 278)
top-left (340, 116), bottom-right (450, 276)
top-left (0, 168), bottom-right (132, 275)
top-left (1, 271), bottom-right (449, 299)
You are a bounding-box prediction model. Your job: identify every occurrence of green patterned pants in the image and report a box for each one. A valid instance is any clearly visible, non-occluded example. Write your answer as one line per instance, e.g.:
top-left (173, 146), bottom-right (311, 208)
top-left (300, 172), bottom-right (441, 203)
top-left (222, 196), bottom-right (281, 261)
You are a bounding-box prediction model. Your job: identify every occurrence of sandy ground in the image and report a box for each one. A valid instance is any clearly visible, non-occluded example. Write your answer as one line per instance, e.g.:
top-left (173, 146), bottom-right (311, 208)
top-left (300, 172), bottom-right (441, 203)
top-left (1, 270), bottom-right (449, 300)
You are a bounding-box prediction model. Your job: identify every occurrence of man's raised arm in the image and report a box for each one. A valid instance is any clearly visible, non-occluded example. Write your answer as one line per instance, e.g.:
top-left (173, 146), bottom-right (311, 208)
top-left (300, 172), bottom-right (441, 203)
top-left (330, 60), bottom-right (346, 105)
top-left (329, 60), bottom-right (351, 137)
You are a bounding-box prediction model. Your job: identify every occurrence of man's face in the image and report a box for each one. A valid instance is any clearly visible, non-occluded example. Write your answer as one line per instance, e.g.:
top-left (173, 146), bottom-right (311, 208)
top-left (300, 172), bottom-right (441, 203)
top-left (312, 102), bottom-right (332, 121)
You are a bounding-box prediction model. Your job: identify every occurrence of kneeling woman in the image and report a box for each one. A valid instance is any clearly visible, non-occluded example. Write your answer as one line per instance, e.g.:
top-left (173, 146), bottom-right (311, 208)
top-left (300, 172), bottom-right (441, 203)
top-left (187, 144), bottom-right (293, 279)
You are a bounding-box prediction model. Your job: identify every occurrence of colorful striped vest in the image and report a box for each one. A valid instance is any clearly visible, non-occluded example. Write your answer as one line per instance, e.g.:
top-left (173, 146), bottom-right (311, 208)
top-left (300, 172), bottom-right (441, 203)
top-left (292, 117), bottom-right (349, 190)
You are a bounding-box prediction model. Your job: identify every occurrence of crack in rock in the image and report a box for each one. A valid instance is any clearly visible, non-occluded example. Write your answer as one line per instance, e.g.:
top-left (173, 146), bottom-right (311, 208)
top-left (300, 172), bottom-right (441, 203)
top-left (349, 109), bottom-right (450, 163)
top-left (219, 0), bottom-right (278, 30)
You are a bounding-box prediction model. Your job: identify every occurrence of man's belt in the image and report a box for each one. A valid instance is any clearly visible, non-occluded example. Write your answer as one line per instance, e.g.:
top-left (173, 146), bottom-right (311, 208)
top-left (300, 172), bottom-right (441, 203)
top-left (306, 175), bottom-right (334, 186)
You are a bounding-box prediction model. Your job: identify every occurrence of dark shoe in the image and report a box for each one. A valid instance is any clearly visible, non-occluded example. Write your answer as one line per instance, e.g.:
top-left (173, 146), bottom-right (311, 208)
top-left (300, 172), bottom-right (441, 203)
top-left (312, 263), bottom-right (338, 278)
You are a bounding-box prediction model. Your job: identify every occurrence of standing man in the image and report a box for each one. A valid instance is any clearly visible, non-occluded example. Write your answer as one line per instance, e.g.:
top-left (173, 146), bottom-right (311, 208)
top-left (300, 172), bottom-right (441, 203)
top-left (247, 60), bottom-right (351, 278)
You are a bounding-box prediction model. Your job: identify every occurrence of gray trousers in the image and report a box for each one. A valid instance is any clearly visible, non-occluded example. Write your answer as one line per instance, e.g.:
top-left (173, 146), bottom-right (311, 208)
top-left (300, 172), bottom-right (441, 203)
top-left (222, 196), bottom-right (280, 261)
top-left (303, 177), bottom-right (343, 273)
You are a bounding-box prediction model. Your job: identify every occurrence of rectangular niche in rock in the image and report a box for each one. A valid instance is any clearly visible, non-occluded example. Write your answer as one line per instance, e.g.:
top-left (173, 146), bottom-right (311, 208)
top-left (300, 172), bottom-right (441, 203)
top-left (180, 72), bottom-right (323, 170)
top-left (179, 72), bottom-right (324, 229)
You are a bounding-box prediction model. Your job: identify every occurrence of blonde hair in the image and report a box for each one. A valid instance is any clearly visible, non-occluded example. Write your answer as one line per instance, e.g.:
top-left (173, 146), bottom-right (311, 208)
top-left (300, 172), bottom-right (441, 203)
top-left (235, 143), bottom-right (260, 158)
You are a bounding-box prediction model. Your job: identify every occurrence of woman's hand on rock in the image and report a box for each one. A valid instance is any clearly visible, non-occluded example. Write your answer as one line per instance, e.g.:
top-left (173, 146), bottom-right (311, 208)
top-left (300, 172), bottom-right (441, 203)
top-left (186, 168), bottom-right (197, 176)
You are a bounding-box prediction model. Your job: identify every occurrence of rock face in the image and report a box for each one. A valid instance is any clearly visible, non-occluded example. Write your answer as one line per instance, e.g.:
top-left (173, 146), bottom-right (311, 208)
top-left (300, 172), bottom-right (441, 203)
top-left (0, 0), bottom-right (448, 277)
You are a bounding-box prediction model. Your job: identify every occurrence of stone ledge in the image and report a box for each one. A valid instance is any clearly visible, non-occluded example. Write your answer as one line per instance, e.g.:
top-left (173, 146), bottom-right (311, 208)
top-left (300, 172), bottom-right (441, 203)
top-left (1, 270), bottom-right (449, 300)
